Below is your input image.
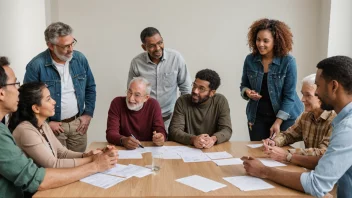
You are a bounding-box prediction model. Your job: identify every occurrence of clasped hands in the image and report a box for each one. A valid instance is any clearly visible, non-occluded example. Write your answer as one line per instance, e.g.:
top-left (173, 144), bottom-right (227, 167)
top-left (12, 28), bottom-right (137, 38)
top-left (191, 134), bottom-right (217, 149)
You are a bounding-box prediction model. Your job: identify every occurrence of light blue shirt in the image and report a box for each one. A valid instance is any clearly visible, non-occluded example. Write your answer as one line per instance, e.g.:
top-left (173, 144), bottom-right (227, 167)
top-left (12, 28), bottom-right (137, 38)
top-left (300, 102), bottom-right (352, 197)
top-left (128, 48), bottom-right (192, 118)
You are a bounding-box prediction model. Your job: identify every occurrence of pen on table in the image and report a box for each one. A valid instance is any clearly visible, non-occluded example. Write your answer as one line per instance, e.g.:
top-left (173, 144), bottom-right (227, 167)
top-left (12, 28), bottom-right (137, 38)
top-left (131, 134), bottom-right (144, 148)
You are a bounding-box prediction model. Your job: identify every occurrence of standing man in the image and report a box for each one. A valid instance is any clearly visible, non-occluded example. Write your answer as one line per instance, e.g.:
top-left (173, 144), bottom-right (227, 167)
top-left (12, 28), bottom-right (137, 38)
top-left (242, 56), bottom-right (352, 197)
top-left (128, 27), bottom-right (192, 131)
top-left (24, 22), bottom-right (96, 152)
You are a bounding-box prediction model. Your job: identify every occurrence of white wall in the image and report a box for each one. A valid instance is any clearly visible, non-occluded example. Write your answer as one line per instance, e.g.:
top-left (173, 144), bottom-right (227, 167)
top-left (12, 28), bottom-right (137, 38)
top-left (46, 0), bottom-right (328, 144)
top-left (0, 0), bottom-right (47, 82)
top-left (328, 0), bottom-right (352, 57)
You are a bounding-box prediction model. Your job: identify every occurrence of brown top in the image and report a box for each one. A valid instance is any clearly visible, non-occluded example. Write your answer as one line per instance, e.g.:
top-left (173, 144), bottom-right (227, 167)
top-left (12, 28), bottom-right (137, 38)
top-left (274, 110), bottom-right (336, 156)
top-left (169, 93), bottom-right (232, 145)
top-left (13, 121), bottom-right (83, 168)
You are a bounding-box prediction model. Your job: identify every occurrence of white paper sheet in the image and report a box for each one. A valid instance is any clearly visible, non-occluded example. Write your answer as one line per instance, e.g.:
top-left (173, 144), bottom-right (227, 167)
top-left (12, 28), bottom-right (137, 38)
top-left (80, 173), bottom-right (125, 189)
top-left (176, 175), bottom-right (226, 192)
top-left (223, 176), bottom-right (274, 191)
top-left (102, 164), bottom-right (127, 176)
top-left (180, 152), bottom-right (211, 163)
top-left (161, 151), bottom-right (182, 159)
top-left (114, 164), bottom-right (151, 178)
top-left (213, 158), bottom-right (243, 166)
top-left (247, 143), bottom-right (263, 148)
top-left (258, 158), bottom-right (287, 167)
top-left (118, 150), bottom-right (143, 159)
top-left (205, 151), bottom-right (233, 160)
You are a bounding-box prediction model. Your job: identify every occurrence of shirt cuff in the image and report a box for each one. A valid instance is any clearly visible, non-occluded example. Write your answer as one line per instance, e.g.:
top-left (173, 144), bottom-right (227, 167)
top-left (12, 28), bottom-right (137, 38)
top-left (277, 110), bottom-right (290, 120)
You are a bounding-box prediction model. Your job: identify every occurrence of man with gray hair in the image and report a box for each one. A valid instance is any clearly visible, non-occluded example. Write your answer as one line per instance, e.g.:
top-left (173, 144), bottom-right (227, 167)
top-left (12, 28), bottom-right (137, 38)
top-left (24, 22), bottom-right (96, 152)
top-left (262, 73), bottom-right (336, 168)
top-left (128, 27), bottom-right (192, 132)
top-left (106, 77), bottom-right (167, 150)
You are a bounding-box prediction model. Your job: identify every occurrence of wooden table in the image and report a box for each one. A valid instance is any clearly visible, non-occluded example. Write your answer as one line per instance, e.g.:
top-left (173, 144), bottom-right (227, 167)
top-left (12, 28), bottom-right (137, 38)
top-left (34, 141), bottom-right (314, 198)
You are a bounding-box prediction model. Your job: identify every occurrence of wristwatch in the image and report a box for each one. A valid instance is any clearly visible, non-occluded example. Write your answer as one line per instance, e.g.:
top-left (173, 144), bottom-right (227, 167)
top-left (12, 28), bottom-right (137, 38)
top-left (120, 138), bottom-right (124, 146)
top-left (286, 152), bottom-right (293, 162)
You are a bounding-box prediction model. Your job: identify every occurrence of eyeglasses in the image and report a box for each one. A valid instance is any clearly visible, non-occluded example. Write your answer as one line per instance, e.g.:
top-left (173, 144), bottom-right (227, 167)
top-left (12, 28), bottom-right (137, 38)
top-left (54, 38), bottom-right (77, 51)
top-left (126, 90), bottom-right (146, 100)
top-left (192, 82), bottom-right (210, 93)
top-left (146, 40), bottom-right (164, 50)
top-left (0, 81), bottom-right (21, 89)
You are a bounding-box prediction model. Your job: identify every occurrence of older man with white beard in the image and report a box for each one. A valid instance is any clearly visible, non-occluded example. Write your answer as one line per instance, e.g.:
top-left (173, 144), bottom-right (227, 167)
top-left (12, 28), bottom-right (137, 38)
top-left (106, 77), bottom-right (166, 150)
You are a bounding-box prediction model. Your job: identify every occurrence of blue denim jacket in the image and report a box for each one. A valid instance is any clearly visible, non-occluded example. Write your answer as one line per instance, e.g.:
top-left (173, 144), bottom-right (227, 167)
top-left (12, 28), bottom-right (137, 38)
top-left (240, 53), bottom-right (303, 124)
top-left (24, 49), bottom-right (96, 121)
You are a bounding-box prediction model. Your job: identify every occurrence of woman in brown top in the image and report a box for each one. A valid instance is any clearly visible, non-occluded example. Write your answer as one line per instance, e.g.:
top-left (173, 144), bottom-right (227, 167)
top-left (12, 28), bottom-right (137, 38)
top-left (8, 82), bottom-right (100, 168)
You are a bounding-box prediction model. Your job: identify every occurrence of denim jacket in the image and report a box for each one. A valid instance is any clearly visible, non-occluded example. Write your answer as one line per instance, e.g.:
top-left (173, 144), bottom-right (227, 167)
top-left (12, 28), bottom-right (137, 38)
top-left (240, 53), bottom-right (303, 124)
top-left (24, 49), bottom-right (96, 121)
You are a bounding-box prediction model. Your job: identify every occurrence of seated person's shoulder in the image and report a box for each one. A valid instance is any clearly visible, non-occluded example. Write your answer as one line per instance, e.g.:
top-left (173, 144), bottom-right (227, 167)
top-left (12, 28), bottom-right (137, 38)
top-left (213, 93), bottom-right (229, 103)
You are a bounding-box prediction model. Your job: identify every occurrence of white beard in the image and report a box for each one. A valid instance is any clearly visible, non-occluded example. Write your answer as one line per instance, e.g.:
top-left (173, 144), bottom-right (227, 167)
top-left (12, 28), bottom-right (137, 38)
top-left (54, 47), bottom-right (73, 62)
top-left (126, 98), bottom-right (144, 111)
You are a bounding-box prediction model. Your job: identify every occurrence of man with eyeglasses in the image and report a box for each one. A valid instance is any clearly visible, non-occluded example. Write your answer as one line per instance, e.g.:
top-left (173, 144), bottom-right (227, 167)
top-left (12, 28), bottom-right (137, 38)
top-left (106, 77), bottom-right (166, 149)
top-left (169, 69), bottom-right (232, 148)
top-left (128, 27), bottom-right (192, 133)
top-left (0, 56), bottom-right (117, 198)
top-left (24, 22), bottom-right (96, 152)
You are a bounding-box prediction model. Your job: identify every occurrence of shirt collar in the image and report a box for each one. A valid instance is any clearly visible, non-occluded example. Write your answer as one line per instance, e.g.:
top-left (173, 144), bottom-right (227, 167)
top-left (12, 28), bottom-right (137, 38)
top-left (253, 54), bottom-right (280, 65)
top-left (332, 102), bottom-right (352, 127)
top-left (146, 49), bottom-right (166, 64)
top-left (44, 49), bottom-right (75, 67)
top-left (320, 110), bottom-right (332, 120)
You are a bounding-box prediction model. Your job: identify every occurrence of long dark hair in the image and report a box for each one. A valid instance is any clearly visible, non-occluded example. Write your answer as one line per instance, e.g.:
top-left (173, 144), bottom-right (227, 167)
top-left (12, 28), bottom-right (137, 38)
top-left (8, 82), bottom-right (47, 132)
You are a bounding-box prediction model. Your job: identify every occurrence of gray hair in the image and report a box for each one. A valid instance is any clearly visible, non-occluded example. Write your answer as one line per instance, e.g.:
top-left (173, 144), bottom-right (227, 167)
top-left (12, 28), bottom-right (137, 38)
top-left (128, 77), bottom-right (152, 95)
top-left (44, 22), bottom-right (73, 44)
top-left (302, 74), bottom-right (316, 86)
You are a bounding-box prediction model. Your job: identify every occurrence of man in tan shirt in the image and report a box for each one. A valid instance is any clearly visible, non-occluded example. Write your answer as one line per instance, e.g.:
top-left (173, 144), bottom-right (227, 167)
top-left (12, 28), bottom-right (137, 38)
top-left (263, 74), bottom-right (336, 168)
top-left (169, 69), bottom-right (232, 149)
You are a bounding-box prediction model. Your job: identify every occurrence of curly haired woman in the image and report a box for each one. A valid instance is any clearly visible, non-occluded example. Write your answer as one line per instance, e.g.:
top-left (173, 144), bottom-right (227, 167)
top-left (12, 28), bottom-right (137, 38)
top-left (240, 18), bottom-right (304, 141)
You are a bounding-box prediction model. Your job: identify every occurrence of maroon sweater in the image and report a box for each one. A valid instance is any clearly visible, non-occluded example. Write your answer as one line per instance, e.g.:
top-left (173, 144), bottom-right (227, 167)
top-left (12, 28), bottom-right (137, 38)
top-left (106, 97), bottom-right (166, 145)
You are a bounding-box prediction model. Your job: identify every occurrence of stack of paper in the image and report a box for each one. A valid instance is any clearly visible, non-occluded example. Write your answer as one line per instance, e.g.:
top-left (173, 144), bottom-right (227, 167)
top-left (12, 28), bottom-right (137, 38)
top-left (213, 158), bottom-right (243, 166)
top-left (80, 173), bottom-right (125, 189)
top-left (247, 143), bottom-right (263, 148)
top-left (118, 150), bottom-right (143, 159)
top-left (180, 152), bottom-right (211, 163)
top-left (176, 175), bottom-right (226, 192)
top-left (205, 151), bottom-right (233, 160)
top-left (258, 158), bottom-right (287, 167)
top-left (223, 176), bottom-right (274, 191)
top-left (111, 164), bottom-right (152, 178)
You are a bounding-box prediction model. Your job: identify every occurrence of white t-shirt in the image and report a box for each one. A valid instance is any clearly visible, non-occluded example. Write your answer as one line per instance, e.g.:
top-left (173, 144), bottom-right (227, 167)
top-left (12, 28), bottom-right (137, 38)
top-left (52, 60), bottom-right (79, 120)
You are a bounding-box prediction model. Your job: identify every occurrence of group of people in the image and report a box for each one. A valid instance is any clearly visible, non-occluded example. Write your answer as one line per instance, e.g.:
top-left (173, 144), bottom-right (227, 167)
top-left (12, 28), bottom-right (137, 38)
top-left (0, 18), bottom-right (351, 198)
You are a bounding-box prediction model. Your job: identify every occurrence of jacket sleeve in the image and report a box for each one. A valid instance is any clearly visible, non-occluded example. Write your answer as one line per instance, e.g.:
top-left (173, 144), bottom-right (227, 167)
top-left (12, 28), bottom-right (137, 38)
top-left (240, 55), bottom-right (251, 100)
top-left (276, 57), bottom-right (298, 120)
top-left (24, 63), bottom-right (40, 83)
top-left (82, 55), bottom-right (96, 117)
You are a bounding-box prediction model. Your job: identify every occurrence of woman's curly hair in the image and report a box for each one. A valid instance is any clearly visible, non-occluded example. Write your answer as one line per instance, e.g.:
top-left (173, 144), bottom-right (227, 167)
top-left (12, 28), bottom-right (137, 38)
top-left (247, 18), bottom-right (293, 57)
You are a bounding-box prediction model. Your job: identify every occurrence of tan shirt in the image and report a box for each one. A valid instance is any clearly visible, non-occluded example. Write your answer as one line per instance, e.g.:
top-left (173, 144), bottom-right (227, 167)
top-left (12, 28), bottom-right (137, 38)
top-left (274, 110), bottom-right (336, 156)
top-left (13, 121), bottom-right (83, 168)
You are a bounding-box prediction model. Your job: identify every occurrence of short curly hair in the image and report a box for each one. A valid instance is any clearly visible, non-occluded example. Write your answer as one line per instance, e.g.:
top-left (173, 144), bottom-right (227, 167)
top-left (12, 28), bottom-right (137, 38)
top-left (195, 69), bottom-right (221, 90)
top-left (247, 18), bottom-right (293, 57)
top-left (317, 56), bottom-right (352, 94)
